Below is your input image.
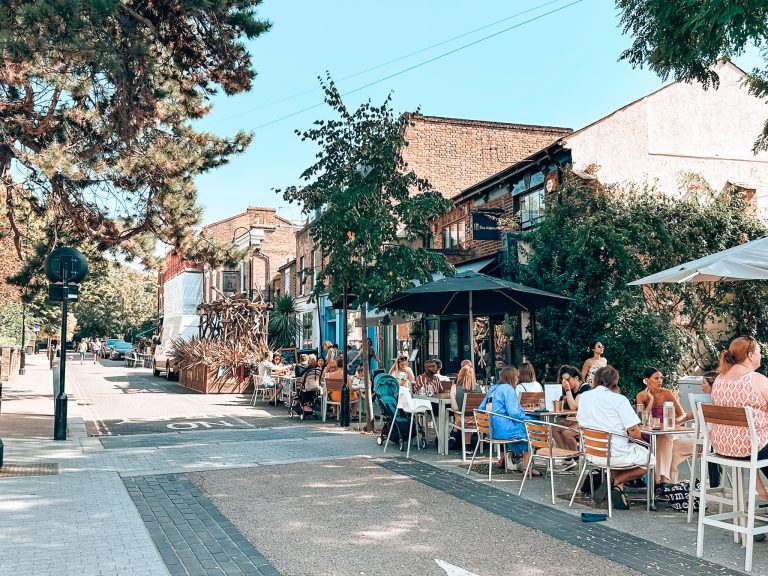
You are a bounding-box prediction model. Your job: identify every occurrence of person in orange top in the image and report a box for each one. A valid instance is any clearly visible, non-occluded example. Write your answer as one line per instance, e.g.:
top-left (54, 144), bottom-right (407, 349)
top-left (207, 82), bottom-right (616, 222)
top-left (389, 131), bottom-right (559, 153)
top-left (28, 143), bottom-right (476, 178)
top-left (710, 336), bottom-right (768, 499)
top-left (636, 367), bottom-right (693, 486)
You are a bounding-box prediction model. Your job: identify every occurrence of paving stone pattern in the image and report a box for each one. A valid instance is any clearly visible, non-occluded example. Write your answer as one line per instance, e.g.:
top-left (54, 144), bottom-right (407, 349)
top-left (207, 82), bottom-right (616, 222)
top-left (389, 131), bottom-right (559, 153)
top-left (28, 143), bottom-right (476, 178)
top-left (379, 459), bottom-right (745, 576)
top-left (100, 426), bottom-right (325, 450)
top-left (124, 474), bottom-right (279, 576)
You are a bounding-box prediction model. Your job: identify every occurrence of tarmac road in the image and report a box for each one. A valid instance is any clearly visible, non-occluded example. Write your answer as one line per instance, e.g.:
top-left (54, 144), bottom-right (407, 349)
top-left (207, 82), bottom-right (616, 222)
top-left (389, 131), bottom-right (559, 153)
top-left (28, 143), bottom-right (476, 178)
top-left (191, 459), bottom-right (643, 576)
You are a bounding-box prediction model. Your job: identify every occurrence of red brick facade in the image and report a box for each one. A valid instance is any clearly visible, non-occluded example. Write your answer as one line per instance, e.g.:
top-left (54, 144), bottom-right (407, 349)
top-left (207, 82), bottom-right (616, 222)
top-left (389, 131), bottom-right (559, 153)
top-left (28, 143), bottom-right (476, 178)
top-left (403, 115), bottom-right (571, 199)
top-left (201, 207), bottom-right (297, 301)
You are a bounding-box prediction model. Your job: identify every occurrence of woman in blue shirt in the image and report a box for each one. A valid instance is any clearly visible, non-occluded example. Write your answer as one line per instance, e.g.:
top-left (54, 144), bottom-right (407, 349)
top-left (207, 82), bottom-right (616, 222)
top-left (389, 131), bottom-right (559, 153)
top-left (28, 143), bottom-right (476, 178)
top-left (479, 366), bottom-right (533, 472)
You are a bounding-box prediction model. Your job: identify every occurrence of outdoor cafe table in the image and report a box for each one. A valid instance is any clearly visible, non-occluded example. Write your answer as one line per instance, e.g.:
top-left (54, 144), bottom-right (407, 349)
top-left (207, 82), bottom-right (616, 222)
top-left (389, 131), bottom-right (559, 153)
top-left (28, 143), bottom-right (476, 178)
top-left (640, 424), bottom-right (694, 507)
top-left (414, 393), bottom-right (451, 455)
top-left (275, 374), bottom-right (296, 407)
top-left (523, 409), bottom-right (577, 423)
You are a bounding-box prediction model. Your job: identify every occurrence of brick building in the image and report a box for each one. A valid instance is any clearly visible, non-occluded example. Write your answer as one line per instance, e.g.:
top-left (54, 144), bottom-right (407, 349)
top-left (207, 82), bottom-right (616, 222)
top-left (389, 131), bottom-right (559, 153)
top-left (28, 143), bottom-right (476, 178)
top-left (433, 61), bottom-right (768, 373)
top-left (201, 207), bottom-right (297, 303)
top-left (278, 114), bottom-right (571, 366)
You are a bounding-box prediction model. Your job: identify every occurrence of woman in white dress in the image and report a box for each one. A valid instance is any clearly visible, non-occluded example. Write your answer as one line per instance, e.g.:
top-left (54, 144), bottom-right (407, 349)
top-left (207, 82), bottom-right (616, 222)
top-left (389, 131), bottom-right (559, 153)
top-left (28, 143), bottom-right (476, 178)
top-left (389, 356), bottom-right (415, 388)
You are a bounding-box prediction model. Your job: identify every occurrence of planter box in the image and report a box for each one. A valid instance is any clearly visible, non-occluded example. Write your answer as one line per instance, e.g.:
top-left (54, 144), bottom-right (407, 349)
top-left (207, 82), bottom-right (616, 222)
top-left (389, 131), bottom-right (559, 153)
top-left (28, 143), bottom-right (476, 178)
top-left (179, 365), bottom-right (252, 394)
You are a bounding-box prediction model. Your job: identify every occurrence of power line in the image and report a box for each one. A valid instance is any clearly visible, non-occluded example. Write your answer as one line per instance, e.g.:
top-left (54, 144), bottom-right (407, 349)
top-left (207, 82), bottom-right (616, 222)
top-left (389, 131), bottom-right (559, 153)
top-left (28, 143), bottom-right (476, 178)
top-left (220, 0), bottom-right (569, 122)
top-left (250, 0), bottom-right (585, 132)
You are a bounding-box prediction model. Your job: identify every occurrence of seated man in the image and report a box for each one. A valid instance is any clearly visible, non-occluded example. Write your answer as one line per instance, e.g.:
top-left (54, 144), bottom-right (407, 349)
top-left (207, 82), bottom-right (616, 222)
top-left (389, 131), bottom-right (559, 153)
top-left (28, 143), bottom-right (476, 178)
top-left (295, 354), bottom-right (311, 378)
top-left (576, 365), bottom-right (654, 509)
top-left (413, 359), bottom-right (443, 396)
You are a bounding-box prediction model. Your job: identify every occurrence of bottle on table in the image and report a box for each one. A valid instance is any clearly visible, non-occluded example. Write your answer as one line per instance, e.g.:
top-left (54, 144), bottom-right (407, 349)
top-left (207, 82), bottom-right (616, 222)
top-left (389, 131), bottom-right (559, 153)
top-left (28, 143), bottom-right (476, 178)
top-left (663, 401), bottom-right (675, 431)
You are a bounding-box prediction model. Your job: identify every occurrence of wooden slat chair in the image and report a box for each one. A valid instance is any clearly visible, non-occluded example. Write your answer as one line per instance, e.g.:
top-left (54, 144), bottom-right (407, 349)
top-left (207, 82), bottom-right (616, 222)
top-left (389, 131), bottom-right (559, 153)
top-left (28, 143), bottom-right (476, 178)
top-left (697, 404), bottom-right (768, 572)
top-left (322, 377), bottom-right (362, 422)
top-left (520, 420), bottom-right (582, 504)
top-left (686, 393), bottom-right (734, 524)
top-left (568, 427), bottom-right (653, 518)
top-left (519, 391), bottom-right (545, 409)
top-left (447, 392), bottom-right (485, 461)
top-left (468, 409), bottom-right (528, 482)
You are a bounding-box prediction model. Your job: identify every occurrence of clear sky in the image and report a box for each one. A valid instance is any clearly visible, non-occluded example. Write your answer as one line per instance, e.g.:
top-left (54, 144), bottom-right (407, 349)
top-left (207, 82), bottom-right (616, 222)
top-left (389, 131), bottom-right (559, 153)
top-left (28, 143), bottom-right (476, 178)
top-left (191, 0), bottom-right (761, 227)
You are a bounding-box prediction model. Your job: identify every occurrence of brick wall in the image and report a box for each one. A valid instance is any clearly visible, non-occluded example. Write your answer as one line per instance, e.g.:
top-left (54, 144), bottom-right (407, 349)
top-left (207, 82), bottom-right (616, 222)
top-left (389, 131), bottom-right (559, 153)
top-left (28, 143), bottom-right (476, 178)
top-left (403, 115), bottom-right (571, 199)
top-left (294, 226), bottom-right (315, 298)
top-left (201, 207), bottom-right (297, 299)
top-left (0, 347), bottom-right (20, 381)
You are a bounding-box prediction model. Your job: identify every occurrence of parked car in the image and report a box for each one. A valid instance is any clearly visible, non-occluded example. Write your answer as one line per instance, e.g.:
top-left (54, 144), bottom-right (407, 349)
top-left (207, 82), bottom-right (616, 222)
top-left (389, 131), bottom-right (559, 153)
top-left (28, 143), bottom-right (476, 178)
top-left (102, 338), bottom-right (122, 358)
top-left (152, 344), bottom-right (178, 380)
top-left (109, 341), bottom-right (133, 360)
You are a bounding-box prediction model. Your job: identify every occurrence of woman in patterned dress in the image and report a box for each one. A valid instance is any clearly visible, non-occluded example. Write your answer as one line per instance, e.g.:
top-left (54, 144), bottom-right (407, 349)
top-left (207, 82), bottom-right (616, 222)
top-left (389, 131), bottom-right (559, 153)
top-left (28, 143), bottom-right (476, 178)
top-left (710, 336), bottom-right (768, 498)
top-left (581, 341), bottom-right (607, 387)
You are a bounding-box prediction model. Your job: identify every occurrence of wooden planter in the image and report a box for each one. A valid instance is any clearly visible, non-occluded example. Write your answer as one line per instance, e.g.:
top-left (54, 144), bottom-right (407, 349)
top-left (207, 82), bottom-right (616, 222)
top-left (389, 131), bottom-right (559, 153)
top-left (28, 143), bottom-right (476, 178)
top-left (179, 365), bottom-right (253, 394)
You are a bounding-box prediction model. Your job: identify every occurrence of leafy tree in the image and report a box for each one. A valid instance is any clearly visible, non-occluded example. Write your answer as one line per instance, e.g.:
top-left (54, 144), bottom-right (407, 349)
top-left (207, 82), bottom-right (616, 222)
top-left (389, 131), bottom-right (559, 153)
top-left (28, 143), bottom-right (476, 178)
top-left (0, 0), bottom-right (271, 273)
top-left (269, 294), bottom-right (300, 349)
top-left (280, 76), bottom-right (453, 428)
top-left (522, 171), bottom-right (768, 400)
top-left (617, 0), bottom-right (768, 151)
top-left (74, 262), bottom-right (156, 340)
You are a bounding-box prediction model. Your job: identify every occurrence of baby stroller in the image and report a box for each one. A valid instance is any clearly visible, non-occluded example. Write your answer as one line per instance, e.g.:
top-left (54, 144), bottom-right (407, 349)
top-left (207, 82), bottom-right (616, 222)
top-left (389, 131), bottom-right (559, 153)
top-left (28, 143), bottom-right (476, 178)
top-left (373, 373), bottom-right (427, 451)
top-left (289, 367), bottom-right (321, 420)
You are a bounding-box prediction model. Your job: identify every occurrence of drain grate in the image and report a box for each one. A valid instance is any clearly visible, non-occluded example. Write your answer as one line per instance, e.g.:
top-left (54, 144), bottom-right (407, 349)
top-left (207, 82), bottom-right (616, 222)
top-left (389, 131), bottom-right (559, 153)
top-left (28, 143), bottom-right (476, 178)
top-left (0, 463), bottom-right (60, 479)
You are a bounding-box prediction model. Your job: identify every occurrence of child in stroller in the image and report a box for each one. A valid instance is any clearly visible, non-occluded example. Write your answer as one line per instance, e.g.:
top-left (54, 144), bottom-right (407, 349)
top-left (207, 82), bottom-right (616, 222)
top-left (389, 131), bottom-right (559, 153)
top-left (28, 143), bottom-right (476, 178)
top-left (289, 366), bottom-right (322, 420)
top-left (373, 373), bottom-right (427, 451)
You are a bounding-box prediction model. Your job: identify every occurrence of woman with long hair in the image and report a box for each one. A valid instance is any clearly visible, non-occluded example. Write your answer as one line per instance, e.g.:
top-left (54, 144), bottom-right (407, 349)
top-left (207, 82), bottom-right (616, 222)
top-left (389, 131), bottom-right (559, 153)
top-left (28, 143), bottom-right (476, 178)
top-left (581, 341), bottom-right (607, 387)
top-left (710, 336), bottom-right (768, 498)
top-left (450, 364), bottom-right (481, 454)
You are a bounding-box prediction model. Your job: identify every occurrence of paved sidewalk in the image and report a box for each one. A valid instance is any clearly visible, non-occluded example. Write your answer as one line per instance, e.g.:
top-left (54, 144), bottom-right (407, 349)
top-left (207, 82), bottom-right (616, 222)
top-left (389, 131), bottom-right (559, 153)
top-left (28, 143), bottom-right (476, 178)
top-left (0, 353), bottom-right (763, 575)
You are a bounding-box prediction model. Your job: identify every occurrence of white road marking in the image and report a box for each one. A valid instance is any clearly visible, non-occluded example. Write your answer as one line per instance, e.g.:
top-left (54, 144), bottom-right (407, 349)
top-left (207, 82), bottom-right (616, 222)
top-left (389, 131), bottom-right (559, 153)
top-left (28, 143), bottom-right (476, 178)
top-left (435, 559), bottom-right (481, 576)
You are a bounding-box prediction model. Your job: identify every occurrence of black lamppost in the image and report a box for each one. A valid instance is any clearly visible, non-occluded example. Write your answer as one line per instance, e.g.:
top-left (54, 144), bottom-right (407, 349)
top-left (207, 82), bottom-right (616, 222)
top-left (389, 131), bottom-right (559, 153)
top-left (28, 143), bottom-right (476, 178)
top-left (45, 247), bottom-right (88, 441)
top-left (18, 299), bottom-right (26, 375)
top-left (233, 226), bottom-right (255, 301)
top-left (340, 285), bottom-right (350, 427)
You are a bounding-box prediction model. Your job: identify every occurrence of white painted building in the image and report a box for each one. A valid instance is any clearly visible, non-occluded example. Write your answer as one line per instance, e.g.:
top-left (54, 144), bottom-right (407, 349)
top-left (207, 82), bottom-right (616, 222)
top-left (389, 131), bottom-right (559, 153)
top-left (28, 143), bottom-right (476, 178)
top-left (564, 61), bottom-right (768, 217)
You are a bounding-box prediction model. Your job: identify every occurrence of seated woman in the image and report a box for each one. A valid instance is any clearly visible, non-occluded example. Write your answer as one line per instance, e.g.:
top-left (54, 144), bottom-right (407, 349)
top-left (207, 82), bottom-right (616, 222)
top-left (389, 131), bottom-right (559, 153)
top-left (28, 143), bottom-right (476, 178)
top-left (635, 367), bottom-right (694, 487)
top-left (348, 365), bottom-right (366, 419)
top-left (478, 366), bottom-right (535, 474)
top-left (450, 365), bottom-right (482, 455)
top-left (259, 352), bottom-right (288, 404)
top-left (552, 365), bottom-right (588, 451)
top-left (515, 361), bottom-right (543, 400)
top-left (389, 355), bottom-right (415, 388)
top-left (710, 336), bottom-right (768, 499)
top-left (327, 357), bottom-right (359, 419)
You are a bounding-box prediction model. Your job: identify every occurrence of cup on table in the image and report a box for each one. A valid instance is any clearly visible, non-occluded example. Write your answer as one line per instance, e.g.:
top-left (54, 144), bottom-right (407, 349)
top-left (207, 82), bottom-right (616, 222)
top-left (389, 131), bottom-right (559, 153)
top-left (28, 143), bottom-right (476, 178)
top-left (652, 416), bottom-right (661, 429)
top-left (552, 400), bottom-right (564, 412)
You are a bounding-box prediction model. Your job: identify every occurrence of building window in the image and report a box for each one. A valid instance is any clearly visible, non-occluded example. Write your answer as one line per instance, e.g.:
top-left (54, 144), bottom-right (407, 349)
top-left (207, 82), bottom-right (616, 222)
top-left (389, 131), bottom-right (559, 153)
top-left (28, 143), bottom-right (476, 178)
top-left (519, 188), bottom-right (545, 229)
top-left (427, 319), bottom-right (439, 358)
top-left (441, 221), bottom-right (465, 249)
top-left (312, 250), bottom-right (317, 288)
top-left (284, 269), bottom-right (290, 296)
top-left (302, 312), bottom-right (313, 347)
top-left (299, 256), bottom-right (305, 296)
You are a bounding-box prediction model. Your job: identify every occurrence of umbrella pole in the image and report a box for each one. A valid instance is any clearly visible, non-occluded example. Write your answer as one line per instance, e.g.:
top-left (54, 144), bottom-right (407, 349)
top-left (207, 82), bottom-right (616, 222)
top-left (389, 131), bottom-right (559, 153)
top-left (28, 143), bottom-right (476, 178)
top-left (469, 291), bottom-right (475, 372)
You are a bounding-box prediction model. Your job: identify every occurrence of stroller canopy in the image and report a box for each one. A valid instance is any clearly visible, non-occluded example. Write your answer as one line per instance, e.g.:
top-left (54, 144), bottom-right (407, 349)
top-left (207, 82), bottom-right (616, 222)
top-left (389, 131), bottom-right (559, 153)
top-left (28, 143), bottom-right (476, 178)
top-left (374, 373), bottom-right (400, 400)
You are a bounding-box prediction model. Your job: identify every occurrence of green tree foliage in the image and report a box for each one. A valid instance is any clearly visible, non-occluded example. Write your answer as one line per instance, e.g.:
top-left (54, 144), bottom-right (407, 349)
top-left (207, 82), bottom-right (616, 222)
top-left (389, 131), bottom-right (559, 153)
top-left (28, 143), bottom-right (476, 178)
top-left (617, 0), bottom-right (768, 151)
top-left (269, 294), bottom-right (300, 349)
top-left (522, 172), bottom-right (768, 399)
top-left (0, 302), bottom-right (27, 347)
top-left (280, 76), bottom-right (454, 426)
top-left (0, 0), bottom-right (271, 272)
top-left (74, 262), bottom-right (156, 340)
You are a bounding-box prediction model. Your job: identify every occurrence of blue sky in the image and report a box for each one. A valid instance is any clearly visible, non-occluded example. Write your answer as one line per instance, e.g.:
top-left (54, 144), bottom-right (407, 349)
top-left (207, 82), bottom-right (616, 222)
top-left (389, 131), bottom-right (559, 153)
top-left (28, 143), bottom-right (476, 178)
top-left (192, 0), bottom-right (761, 226)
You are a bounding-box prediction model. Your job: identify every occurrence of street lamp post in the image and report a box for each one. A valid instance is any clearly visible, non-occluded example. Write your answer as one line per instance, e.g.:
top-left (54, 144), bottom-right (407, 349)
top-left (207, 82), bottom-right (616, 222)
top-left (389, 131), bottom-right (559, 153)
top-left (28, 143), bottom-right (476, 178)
top-left (18, 300), bottom-right (26, 375)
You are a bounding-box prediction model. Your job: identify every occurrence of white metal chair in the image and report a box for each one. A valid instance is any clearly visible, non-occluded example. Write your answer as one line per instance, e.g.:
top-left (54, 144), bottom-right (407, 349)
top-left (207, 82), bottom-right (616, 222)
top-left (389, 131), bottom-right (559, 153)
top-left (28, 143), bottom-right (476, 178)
top-left (687, 392), bottom-right (734, 523)
top-left (697, 403), bottom-right (768, 572)
top-left (467, 410), bottom-right (528, 482)
top-left (569, 427), bottom-right (653, 518)
top-left (520, 419), bottom-right (582, 504)
top-left (383, 386), bottom-right (435, 458)
top-left (447, 392), bottom-right (484, 461)
top-left (249, 373), bottom-right (268, 406)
